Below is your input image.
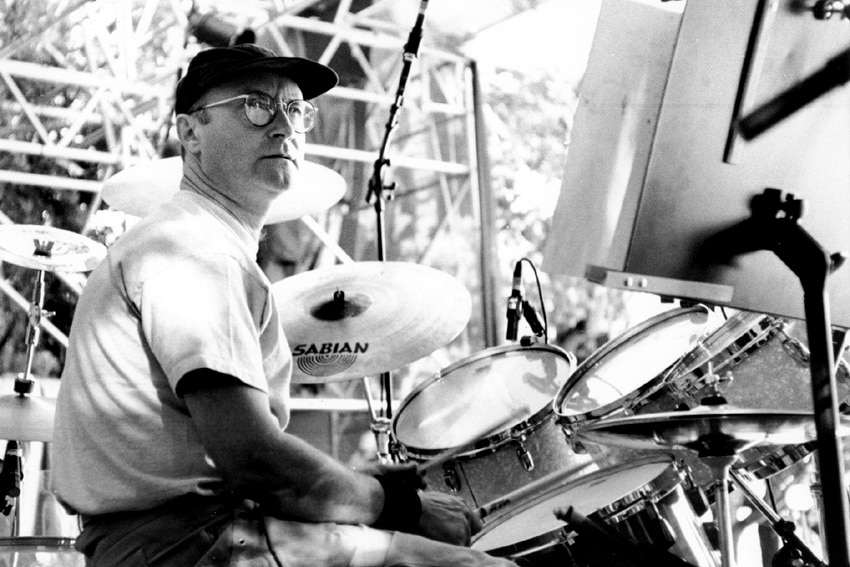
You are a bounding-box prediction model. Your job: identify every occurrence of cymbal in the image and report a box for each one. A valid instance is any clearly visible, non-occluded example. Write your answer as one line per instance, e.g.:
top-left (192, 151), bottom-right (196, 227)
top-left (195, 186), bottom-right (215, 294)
top-left (0, 225), bottom-right (106, 272)
top-left (0, 394), bottom-right (55, 442)
top-left (577, 405), bottom-right (850, 457)
top-left (101, 157), bottom-right (345, 224)
top-left (272, 261), bottom-right (472, 383)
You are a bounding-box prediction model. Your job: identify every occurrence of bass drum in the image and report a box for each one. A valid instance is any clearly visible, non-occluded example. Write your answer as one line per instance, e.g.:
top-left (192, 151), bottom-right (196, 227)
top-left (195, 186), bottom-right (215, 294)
top-left (392, 344), bottom-right (589, 510)
top-left (0, 442), bottom-right (83, 566)
top-left (473, 456), bottom-right (718, 567)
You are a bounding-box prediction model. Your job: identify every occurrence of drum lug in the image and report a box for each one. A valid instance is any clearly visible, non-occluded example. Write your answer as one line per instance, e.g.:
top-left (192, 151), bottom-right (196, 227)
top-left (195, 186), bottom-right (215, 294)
top-left (648, 503), bottom-right (676, 548)
top-left (781, 335), bottom-right (810, 367)
top-left (515, 442), bottom-right (534, 471)
top-left (685, 484), bottom-right (710, 517)
top-left (391, 440), bottom-right (408, 462)
top-left (442, 464), bottom-right (461, 492)
top-left (560, 425), bottom-right (588, 454)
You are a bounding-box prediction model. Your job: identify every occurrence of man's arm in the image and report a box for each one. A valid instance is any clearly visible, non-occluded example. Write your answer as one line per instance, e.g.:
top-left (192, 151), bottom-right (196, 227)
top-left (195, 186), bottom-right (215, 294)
top-left (181, 369), bottom-right (385, 525)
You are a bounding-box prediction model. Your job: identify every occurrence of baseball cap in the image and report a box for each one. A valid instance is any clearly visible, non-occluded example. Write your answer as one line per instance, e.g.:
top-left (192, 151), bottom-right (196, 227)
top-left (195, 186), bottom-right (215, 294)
top-left (175, 44), bottom-right (339, 115)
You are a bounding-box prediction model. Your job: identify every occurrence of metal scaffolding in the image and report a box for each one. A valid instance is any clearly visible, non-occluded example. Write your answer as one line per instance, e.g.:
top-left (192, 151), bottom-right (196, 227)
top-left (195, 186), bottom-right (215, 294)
top-left (0, 0), bottom-right (499, 358)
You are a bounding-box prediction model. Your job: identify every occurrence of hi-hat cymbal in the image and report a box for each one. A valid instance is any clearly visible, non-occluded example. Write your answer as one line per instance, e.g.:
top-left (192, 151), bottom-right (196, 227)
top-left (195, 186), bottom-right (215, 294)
top-left (577, 405), bottom-right (850, 457)
top-left (272, 261), bottom-right (472, 383)
top-left (101, 157), bottom-right (345, 224)
top-left (0, 394), bottom-right (55, 442)
top-left (0, 225), bottom-right (106, 273)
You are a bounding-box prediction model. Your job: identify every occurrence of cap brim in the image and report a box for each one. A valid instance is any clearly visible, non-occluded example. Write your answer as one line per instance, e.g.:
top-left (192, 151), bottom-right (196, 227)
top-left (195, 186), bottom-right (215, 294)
top-left (200, 57), bottom-right (338, 101)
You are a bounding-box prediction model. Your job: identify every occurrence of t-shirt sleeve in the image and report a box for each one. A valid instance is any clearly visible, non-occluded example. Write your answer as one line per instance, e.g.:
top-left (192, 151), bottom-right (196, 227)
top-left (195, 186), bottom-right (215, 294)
top-left (139, 253), bottom-right (270, 395)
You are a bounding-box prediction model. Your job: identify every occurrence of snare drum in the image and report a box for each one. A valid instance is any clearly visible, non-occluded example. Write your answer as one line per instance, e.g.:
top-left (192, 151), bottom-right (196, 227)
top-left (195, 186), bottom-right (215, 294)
top-left (473, 456), bottom-right (719, 567)
top-left (635, 311), bottom-right (850, 480)
top-left (392, 344), bottom-right (586, 509)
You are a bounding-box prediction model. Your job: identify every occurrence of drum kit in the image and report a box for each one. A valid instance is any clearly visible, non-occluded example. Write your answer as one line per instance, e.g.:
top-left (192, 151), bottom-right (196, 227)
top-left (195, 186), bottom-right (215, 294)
top-left (0, 158), bottom-right (848, 567)
top-left (381, 303), bottom-right (850, 567)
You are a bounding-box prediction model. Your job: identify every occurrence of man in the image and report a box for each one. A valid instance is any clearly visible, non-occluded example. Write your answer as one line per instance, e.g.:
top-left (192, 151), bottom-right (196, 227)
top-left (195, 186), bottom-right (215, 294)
top-left (51, 44), bottom-right (517, 567)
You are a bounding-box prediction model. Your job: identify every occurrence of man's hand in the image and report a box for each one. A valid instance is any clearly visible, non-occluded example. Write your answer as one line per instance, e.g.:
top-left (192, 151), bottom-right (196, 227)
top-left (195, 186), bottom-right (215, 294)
top-left (363, 462), bottom-right (427, 491)
top-left (416, 491), bottom-right (483, 546)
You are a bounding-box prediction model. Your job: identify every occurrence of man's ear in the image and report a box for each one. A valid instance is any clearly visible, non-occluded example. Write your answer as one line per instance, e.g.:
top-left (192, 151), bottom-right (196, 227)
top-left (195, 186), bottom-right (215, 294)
top-left (176, 113), bottom-right (202, 154)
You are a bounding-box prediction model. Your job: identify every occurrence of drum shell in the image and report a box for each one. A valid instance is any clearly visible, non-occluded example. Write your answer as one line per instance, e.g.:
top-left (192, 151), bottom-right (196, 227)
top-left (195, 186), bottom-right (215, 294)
top-left (590, 464), bottom-right (718, 567)
top-left (636, 311), bottom-right (850, 414)
top-left (417, 406), bottom-right (598, 509)
top-left (393, 344), bottom-right (580, 510)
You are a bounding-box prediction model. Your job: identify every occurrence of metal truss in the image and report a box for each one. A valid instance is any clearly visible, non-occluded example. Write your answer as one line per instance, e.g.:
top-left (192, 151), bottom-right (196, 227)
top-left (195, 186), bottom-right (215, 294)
top-left (0, 0), bottom-right (499, 355)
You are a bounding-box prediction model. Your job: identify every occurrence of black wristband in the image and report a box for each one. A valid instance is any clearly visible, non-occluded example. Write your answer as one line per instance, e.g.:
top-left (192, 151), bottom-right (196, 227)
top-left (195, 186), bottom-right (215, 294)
top-left (372, 474), bottom-right (422, 533)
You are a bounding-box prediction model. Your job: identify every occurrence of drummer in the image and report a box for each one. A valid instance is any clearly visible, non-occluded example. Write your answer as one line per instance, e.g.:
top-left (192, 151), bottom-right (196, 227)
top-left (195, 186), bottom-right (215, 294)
top-left (50, 43), bottom-right (516, 567)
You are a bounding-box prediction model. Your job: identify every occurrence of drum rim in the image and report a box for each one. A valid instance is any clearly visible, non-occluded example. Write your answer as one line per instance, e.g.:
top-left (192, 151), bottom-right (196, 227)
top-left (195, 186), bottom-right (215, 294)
top-left (0, 536), bottom-right (77, 548)
top-left (392, 343), bottom-right (577, 456)
top-left (553, 305), bottom-right (711, 425)
top-left (472, 454), bottom-right (674, 550)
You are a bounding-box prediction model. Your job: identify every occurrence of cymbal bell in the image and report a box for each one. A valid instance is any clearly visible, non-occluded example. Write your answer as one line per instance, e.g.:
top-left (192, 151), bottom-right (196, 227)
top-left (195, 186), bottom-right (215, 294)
top-left (577, 405), bottom-right (850, 457)
top-left (101, 157), bottom-right (345, 224)
top-left (272, 261), bottom-right (472, 383)
top-left (0, 394), bottom-right (55, 442)
top-left (0, 225), bottom-right (106, 273)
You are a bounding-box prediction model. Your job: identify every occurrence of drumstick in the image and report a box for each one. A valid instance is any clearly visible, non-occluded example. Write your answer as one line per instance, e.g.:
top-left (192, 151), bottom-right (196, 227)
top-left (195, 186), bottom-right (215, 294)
top-left (415, 411), bottom-right (528, 474)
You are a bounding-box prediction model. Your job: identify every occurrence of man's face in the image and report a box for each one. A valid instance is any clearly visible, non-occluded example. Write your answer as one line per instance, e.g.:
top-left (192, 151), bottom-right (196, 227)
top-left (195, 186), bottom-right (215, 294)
top-left (189, 72), bottom-right (307, 205)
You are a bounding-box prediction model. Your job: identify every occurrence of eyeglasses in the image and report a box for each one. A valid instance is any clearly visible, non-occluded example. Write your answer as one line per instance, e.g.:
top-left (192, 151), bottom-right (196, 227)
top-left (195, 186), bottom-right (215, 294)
top-left (189, 93), bottom-right (318, 133)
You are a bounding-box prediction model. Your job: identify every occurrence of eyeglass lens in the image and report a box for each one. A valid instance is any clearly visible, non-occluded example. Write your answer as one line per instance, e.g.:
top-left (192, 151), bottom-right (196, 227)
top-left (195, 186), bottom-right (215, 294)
top-left (244, 95), bottom-right (315, 132)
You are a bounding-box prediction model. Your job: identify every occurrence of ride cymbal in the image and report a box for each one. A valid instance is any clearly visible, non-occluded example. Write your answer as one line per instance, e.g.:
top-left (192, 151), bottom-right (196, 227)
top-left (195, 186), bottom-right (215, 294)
top-left (272, 261), bottom-right (472, 383)
top-left (101, 156), bottom-right (346, 224)
top-left (577, 405), bottom-right (850, 456)
top-left (0, 225), bottom-right (106, 273)
top-left (0, 394), bottom-right (55, 442)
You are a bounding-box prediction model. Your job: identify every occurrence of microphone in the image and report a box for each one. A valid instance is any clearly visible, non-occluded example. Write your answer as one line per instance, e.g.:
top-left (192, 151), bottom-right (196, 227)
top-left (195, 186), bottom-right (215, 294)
top-left (506, 261), bottom-right (523, 341)
top-left (0, 440), bottom-right (22, 501)
top-left (522, 299), bottom-right (545, 336)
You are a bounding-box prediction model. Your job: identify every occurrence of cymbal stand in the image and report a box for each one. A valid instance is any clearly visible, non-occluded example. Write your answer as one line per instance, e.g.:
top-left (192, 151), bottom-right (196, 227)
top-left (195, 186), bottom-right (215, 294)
top-left (701, 454), bottom-right (739, 567)
top-left (363, 0), bottom-right (430, 463)
top-left (362, 376), bottom-right (394, 464)
top-left (728, 468), bottom-right (825, 567)
top-left (18, 268), bottom-right (49, 395)
top-left (3, 238), bottom-right (55, 536)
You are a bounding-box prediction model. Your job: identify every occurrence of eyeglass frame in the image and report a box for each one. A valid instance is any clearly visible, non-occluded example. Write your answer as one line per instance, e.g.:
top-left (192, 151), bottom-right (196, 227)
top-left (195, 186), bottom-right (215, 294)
top-left (187, 93), bottom-right (318, 133)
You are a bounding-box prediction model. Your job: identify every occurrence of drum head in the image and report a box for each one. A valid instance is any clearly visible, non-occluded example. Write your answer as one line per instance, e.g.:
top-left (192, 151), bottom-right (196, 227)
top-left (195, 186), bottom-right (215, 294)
top-left (472, 456), bottom-right (672, 552)
top-left (554, 306), bottom-right (714, 423)
top-left (393, 344), bottom-right (575, 452)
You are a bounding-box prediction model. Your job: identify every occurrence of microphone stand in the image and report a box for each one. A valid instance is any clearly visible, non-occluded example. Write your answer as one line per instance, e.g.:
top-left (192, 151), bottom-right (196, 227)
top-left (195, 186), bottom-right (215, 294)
top-left (363, 0), bottom-right (430, 463)
top-left (704, 188), bottom-right (849, 566)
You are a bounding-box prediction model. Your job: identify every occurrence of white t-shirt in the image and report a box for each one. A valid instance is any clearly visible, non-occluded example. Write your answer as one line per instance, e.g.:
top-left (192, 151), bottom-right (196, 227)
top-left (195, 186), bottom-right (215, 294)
top-left (51, 190), bottom-right (292, 515)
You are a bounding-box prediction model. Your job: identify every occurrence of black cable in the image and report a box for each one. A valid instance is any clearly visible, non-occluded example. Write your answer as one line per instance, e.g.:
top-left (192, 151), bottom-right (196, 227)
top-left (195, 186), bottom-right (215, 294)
top-left (519, 257), bottom-right (548, 343)
top-left (261, 514), bottom-right (286, 567)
